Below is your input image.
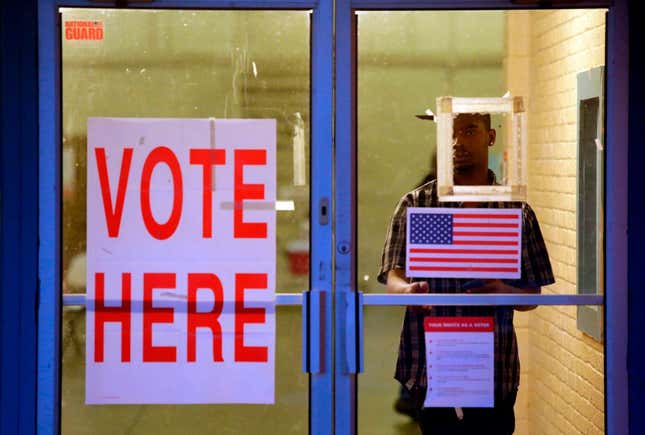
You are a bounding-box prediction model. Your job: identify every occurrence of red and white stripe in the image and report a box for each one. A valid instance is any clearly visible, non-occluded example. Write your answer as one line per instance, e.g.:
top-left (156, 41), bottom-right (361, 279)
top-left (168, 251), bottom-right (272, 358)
top-left (406, 208), bottom-right (522, 279)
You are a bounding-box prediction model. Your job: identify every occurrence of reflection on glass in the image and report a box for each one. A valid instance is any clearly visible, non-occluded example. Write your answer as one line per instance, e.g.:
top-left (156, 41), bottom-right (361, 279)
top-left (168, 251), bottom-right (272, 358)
top-left (358, 9), bottom-right (606, 435)
top-left (61, 8), bottom-right (310, 434)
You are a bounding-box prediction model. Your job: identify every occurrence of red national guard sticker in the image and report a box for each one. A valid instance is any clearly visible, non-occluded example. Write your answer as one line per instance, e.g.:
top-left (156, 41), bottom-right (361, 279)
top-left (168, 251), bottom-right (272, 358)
top-left (64, 21), bottom-right (104, 41)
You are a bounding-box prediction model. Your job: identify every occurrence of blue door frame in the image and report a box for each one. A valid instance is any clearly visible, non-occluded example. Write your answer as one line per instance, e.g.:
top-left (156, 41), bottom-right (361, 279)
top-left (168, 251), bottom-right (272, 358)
top-left (1, 0), bottom-right (641, 434)
top-left (333, 1), bottom-right (628, 434)
top-left (35, 1), bottom-right (333, 434)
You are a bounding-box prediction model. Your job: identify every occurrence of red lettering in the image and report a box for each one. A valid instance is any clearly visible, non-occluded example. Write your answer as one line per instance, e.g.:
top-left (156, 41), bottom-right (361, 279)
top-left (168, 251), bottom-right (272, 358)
top-left (95, 148), bottom-right (133, 237)
top-left (234, 150), bottom-right (267, 238)
top-left (234, 273), bottom-right (268, 362)
top-left (140, 147), bottom-right (183, 240)
top-left (64, 22), bottom-right (104, 40)
top-left (94, 272), bottom-right (131, 362)
top-left (189, 149), bottom-right (226, 238)
top-left (187, 273), bottom-right (224, 362)
top-left (143, 273), bottom-right (177, 362)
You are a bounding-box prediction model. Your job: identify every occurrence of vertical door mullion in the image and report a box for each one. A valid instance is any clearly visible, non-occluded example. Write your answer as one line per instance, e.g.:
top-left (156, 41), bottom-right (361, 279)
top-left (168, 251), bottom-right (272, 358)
top-left (334, 0), bottom-right (357, 433)
top-left (311, 0), bottom-right (335, 433)
top-left (605, 2), bottom-right (629, 434)
top-left (37, 1), bottom-right (62, 434)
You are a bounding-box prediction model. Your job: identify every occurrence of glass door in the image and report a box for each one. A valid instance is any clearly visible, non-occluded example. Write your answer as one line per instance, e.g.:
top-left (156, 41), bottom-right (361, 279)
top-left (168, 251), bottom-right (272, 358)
top-left (38, 1), bottom-right (333, 434)
top-left (334, 3), bottom-right (621, 435)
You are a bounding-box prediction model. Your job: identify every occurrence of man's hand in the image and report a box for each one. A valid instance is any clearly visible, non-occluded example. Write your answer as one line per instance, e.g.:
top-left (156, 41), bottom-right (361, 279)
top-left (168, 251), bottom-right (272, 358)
top-left (465, 279), bottom-right (539, 311)
top-left (386, 269), bottom-right (432, 311)
top-left (404, 280), bottom-right (430, 294)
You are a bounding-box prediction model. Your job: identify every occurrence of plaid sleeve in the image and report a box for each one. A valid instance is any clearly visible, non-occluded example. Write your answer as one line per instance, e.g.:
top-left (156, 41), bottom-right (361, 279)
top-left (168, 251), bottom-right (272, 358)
top-left (519, 203), bottom-right (555, 288)
top-left (377, 194), bottom-right (412, 284)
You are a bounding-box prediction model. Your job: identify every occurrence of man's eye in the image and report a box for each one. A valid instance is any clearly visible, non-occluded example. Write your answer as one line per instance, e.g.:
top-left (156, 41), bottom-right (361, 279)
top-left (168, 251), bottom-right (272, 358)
top-left (465, 129), bottom-right (475, 136)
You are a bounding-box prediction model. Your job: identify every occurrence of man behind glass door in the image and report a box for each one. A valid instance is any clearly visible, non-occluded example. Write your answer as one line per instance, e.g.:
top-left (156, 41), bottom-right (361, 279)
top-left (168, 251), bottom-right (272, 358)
top-left (378, 113), bottom-right (554, 435)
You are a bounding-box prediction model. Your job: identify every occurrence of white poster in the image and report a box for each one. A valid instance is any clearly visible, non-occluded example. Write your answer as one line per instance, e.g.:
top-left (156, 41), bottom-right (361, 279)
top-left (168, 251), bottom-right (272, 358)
top-left (86, 118), bottom-right (276, 404)
top-left (423, 317), bottom-right (494, 408)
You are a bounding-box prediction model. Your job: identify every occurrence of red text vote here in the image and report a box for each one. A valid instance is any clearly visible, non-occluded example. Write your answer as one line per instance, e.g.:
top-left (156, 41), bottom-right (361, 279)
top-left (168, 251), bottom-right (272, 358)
top-left (85, 118), bottom-right (277, 405)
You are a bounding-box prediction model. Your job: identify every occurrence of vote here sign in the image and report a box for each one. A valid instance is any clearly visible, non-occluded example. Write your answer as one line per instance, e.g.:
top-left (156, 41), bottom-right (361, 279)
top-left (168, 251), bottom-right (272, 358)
top-left (85, 118), bottom-right (276, 404)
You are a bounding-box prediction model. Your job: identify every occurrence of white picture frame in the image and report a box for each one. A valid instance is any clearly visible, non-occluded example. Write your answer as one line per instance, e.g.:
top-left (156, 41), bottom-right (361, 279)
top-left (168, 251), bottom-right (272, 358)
top-left (436, 96), bottom-right (528, 202)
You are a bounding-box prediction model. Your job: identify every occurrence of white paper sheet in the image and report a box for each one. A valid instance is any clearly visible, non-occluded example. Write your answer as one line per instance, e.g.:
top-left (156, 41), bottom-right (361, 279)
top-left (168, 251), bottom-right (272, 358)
top-left (423, 316), bottom-right (494, 408)
top-left (85, 118), bottom-right (276, 404)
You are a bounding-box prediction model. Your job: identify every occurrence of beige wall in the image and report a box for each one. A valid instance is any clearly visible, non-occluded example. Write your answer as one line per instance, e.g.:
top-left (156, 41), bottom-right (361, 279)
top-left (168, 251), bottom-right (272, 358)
top-left (506, 9), bottom-right (606, 435)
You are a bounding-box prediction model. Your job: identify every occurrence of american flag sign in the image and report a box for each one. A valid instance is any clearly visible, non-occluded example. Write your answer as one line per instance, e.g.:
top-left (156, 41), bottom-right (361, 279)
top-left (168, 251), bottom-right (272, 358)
top-left (406, 207), bottom-right (523, 279)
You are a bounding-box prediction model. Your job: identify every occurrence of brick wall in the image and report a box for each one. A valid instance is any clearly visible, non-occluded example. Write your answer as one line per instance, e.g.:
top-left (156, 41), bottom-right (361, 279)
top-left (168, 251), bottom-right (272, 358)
top-left (506, 9), bottom-right (606, 435)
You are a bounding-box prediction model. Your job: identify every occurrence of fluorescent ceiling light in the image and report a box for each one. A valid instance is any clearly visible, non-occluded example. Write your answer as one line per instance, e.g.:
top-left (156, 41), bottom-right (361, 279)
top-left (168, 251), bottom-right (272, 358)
top-left (275, 200), bottom-right (295, 211)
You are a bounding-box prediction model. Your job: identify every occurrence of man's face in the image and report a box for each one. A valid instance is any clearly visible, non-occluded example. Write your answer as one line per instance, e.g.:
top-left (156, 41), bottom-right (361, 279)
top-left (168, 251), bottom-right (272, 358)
top-left (452, 113), bottom-right (495, 174)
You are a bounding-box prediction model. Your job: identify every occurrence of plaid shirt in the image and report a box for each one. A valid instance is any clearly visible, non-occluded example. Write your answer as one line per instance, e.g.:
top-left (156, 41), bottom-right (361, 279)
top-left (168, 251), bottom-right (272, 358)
top-left (378, 177), bottom-right (554, 404)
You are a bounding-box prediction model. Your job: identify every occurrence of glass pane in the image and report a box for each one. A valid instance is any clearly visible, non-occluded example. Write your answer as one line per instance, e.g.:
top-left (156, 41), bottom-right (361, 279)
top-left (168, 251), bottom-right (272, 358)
top-left (61, 8), bottom-right (310, 434)
top-left (357, 10), bottom-right (606, 434)
top-left (359, 307), bottom-right (416, 434)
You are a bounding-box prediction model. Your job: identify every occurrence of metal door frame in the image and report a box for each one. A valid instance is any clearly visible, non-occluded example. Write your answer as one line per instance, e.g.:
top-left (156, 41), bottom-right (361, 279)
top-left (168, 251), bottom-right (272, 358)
top-left (333, 1), bottom-right (628, 434)
top-left (37, 1), bottom-right (333, 434)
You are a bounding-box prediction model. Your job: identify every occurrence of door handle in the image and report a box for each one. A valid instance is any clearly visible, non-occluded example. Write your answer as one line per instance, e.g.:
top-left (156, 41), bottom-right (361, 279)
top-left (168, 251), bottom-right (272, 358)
top-left (302, 290), bottom-right (326, 373)
top-left (345, 291), bottom-right (364, 374)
